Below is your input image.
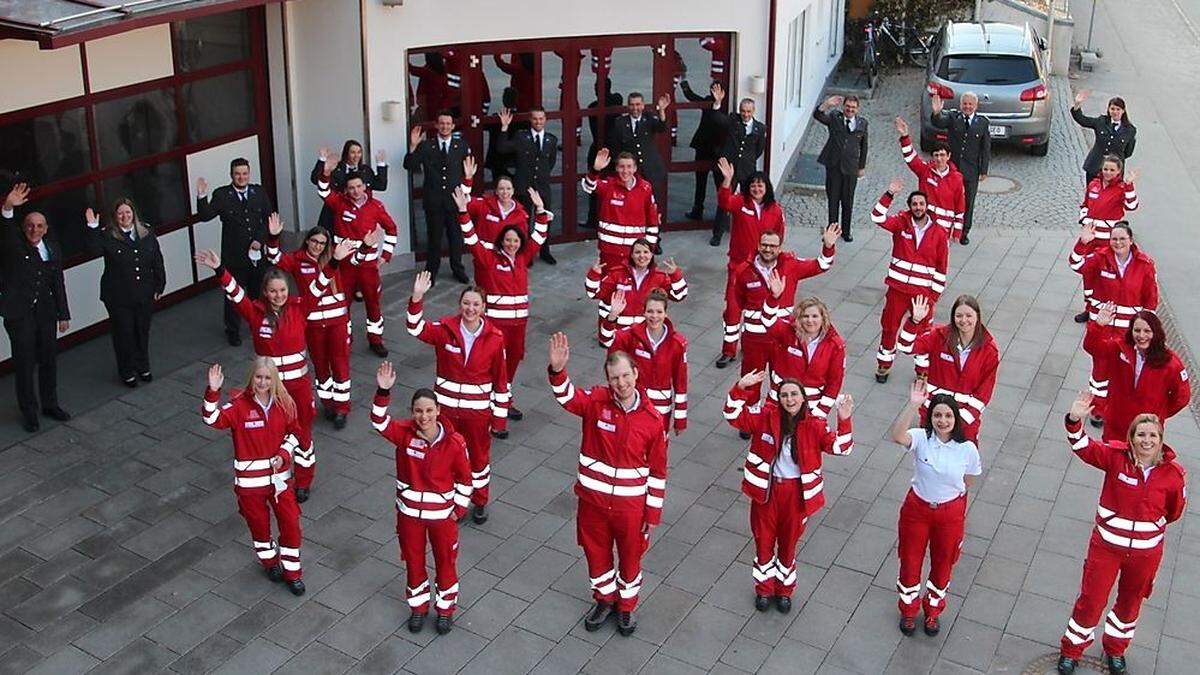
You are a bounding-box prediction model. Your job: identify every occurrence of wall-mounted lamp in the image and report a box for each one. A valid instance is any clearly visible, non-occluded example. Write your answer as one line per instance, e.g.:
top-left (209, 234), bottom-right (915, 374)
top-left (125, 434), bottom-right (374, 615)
top-left (749, 76), bottom-right (767, 95)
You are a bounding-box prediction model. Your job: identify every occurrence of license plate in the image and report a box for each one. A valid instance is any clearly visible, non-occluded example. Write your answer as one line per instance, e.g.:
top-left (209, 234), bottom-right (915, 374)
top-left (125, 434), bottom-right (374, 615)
top-left (988, 125), bottom-right (1008, 138)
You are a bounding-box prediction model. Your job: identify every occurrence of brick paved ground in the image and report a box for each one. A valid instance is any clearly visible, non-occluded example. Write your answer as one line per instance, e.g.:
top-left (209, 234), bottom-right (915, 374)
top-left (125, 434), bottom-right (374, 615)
top-left (2, 69), bottom-right (1199, 675)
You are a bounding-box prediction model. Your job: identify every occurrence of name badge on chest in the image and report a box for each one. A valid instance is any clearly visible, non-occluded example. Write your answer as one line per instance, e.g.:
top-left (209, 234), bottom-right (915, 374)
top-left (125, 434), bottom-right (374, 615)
top-left (1100, 270), bottom-right (1117, 279)
top-left (610, 198), bottom-right (625, 207)
top-left (244, 420), bottom-right (265, 429)
top-left (444, 343), bottom-right (462, 354)
top-left (939, 353), bottom-right (955, 362)
top-left (1117, 472), bottom-right (1139, 487)
top-left (597, 419), bottom-right (617, 433)
top-left (257, 324), bottom-right (274, 339)
top-left (746, 281), bottom-right (762, 289)
top-left (634, 348), bottom-right (651, 359)
top-left (407, 447), bottom-right (426, 459)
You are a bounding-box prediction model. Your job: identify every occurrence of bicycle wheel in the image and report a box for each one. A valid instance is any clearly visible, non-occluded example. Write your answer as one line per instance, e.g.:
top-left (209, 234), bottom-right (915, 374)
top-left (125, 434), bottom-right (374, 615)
top-left (863, 46), bottom-right (876, 88)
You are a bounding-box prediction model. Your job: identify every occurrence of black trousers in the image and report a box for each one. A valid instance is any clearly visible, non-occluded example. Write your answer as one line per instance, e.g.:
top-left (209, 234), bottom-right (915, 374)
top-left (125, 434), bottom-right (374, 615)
top-left (825, 169), bottom-right (858, 233)
top-left (962, 174), bottom-right (980, 236)
top-left (107, 300), bottom-right (153, 379)
top-left (4, 303), bottom-right (59, 417)
top-left (690, 150), bottom-right (718, 211)
top-left (224, 264), bottom-right (263, 338)
top-left (423, 199), bottom-right (465, 276)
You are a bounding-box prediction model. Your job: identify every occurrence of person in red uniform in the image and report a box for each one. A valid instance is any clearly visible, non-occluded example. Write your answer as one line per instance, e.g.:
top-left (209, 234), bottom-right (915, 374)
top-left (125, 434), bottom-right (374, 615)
top-left (581, 148), bottom-right (661, 268)
top-left (548, 332), bottom-right (667, 637)
top-left (196, 240), bottom-right (354, 503)
top-left (766, 297), bottom-right (846, 418)
top-left (585, 239), bottom-right (688, 347)
top-left (264, 218), bottom-right (353, 429)
top-left (459, 156), bottom-right (530, 245)
top-left (1056, 392), bottom-right (1186, 675)
top-left (602, 288), bottom-right (689, 435)
top-left (316, 160), bottom-right (399, 357)
top-left (456, 186), bottom-right (550, 432)
top-left (407, 271), bottom-right (509, 524)
top-left (1086, 303), bottom-right (1190, 443)
top-left (889, 381), bottom-right (981, 638)
top-left (871, 178), bottom-right (950, 383)
top-left (896, 294), bottom-right (1000, 443)
top-left (372, 362), bottom-right (473, 635)
top-left (1068, 221), bottom-right (1158, 428)
top-left (1073, 157), bottom-right (1140, 323)
top-left (896, 117), bottom-right (965, 241)
top-left (714, 157), bottom-right (786, 368)
top-left (725, 370), bottom-right (853, 612)
top-left (202, 360), bottom-right (306, 596)
top-left (729, 227), bottom-right (839, 412)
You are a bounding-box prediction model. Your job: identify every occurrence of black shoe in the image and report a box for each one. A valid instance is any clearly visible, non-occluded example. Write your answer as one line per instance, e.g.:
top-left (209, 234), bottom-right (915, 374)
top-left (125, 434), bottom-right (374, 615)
top-left (715, 354), bottom-right (735, 369)
top-left (453, 269), bottom-right (471, 284)
top-left (923, 616), bottom-right (940, 636)
top-left (491, 428), bottom-right (509, 440)
top-left (841, 232), bottom-right (854, 243)
top-left (323, 407), bottom-right (337, 422)
top-left (540, 250), bottom-right (557, 265)
top-left (227, 333), bottom-right (242, 347)
top-left (42, 406), bottom-right (71, 421)
top-left (370, 343), bottom-right (389, 358)
top-left (1056, 656), bottom-right (1077, 674)
top-left (408, 611), bottom-right (427, 633)
top-left (686, 209), bottom-right (704, 221)
top-left (959, 235), bottom-right (970, 245)
top-left (709, 234), bottom-right (722, 247)
top-left (333, 414), bottom-right (347, 430)
top-left (295, 488), bottom-right (310, 504)
top-left (899, 616), bottom-right (916, 636)
top-left (472, 504), bottom-right (488, 524)
top-left (1089, 414), bottom-right (1104, 429)
top-left (22, 415), bottom-right (39, 433)
top-left (875, 368), bottom-right (890, 384)
top-left (435, 614), bottom-right (453, 634)
top-left (754, 595), bottom-right (771, 612)
top-left (739, 431), bottom-right (752, 441)
top-left (123, 377), bottom-right (138, 388)
top-left (1105, 654), bottom-right (1127, 674)
top-left (584, 602), bottom-right (613, 631)
top-left (1074, 311), bottom-right (1090, 324)
top-left (508, 406), bottom-right (524, 421)
top-left (266, 564), bottom-right (284, 582)
top-left (776, 596), bottom-right (792, 614)
top-left (616, 611), bottom-right (637, 636)
top-left (138, 371), bottom-right (153, 382)
top-left (287, 579), bottom-right (305, 596)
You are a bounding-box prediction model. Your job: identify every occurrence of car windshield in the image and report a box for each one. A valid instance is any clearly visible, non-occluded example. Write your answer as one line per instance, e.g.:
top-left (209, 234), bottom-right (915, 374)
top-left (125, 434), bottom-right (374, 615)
top-left (937, 55), bottom-right (1038, 85)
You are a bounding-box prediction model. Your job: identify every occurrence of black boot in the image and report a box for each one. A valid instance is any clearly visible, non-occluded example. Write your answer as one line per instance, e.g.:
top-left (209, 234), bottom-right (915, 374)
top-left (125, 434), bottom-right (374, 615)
top-left (435, 614), bottom-right (453, 635)
top-left (370, 342), bottom-right (389, 358)
top-left (923, 616), bottom-right (940, 636)
top-left (42, 406), bottom-right (71, 421)
top-left (1056, 655), bottom-right (1077, 674)
top-left (323, 407), bottom-right (337, 422)
top-left (472, 504), bottom-right (488, 524)
top-left (540, 249), bottom-right (557, 265)
top-left (1074, 311), bottom-right (1090, 323)
top-left (715, 354), bottom-right (735, 369)
top-left (754, 595), bottom-right (771, 612)
top-left (507, 406), bottom-right (524, 421)
top-left (875, 367), bottom-right (890, 383)
top-left (295, 488), bottom-right (310, 504)
top-left (841, 230), bottom-right (854, 243)
top-left (775, 596), bottom-right (792, 614)
top-left (584, 602), bottom-right (613, 631)
top-left (1104, 654), bottom-right (1126, 675)
top-left (490, 428), bottom-right (509, 440)
top-left (333, 413), bottom-right (347, 430)
top-left (408, 611), bottom-right (427, 633)
top-left (266, 564), bottom-right (284, 582)
top-left (453, 269), bottom-right (471, 284)
top-left (286, 579), bottom-right (306, 596)
top-left (616, 611), bottom-right (637, 636)
top-left (899, 616), bottom-right (916, 636)
top-left (739, 431), bottom-right (752, 441)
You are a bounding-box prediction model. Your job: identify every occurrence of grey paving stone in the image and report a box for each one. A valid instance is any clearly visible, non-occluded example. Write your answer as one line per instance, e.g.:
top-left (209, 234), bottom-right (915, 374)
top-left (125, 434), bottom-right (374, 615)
top-left (144, 592), bottom-right (244, 654)
top-left (154, 569), bottom-right (221, 609)
top-left (401, 625), bottom-right (487, 675)
top-left (758, 638), bottom-right (825, 675)
top-left (346, 636), bottom-right (419, 675)
top-left (72, 596), bottom-right (176, 660)
top-left (25, 517), bottom-right (104, 559)
top-left (581, 634), bottom-right (657, 675)
top-left (513, 588), bottom-right (591, 642)
top-left (8, 575), bottom-right (102, 631)
top-left (957, 584), bottom-right (1017, 631)
top-left (22, 548), bottom-right (91, 587)
top-left (495, 545), bottom-right (575, 602)
top-left (21, 610), bottom-right (98, 658)
top-left (216, 599), bottom-right (290, 644)
top-left (319, 593), bottom-right (409, 659)
top-left (719, 636), bottom-right (772, 673)
top-left (23, 645), bottom-right (98, 675)
top-left (87, 637), bottom-right (176, 675)
top-left (209, 637), bottom-right (293, 675)
top-left (275, 641), bottom-right (358, 675)
top-left (786, 599), bottom-right (851, 650)
top-left (529, 635), bottom-right (598, 675)
top-left (263, 601), bottom-right (344, 652)
top-left (457, 588), bottom-right (529, 640)
top-left (312, 556), bottom-right (399, 615)
top-left (660, 601), bottom-right (747, 670)
top-left (0, 645), bottom-right (44, 675)
top-left (461, 625), bottom-right (556, 675)
top-left (0, 547), bottom-right (42, 586)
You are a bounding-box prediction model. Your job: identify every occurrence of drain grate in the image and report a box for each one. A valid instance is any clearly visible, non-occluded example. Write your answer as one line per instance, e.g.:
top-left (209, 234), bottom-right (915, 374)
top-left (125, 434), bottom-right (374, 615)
top-left (1021, 652), bottom-right (1108, 674)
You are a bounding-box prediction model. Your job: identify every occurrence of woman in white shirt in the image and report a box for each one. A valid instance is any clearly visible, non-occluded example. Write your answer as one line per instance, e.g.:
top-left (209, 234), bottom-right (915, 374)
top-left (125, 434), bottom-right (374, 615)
top-left (889, 380), bottom-right (981, 637)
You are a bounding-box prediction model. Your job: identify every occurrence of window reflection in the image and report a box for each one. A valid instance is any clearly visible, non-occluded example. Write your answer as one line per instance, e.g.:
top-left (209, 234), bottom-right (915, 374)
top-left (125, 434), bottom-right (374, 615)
top-left (182, 71), bottom-right (255, 144)
top-left (174, 10), bottom-right (251, 72)
top-left (22, 184), bottom-right (94, 259)
top-left (102, 160), bottom-right (186, 229)
top-left (94, 88), bottom-right (177, 168)
top-left (0, 108), bottom-right (91, 185)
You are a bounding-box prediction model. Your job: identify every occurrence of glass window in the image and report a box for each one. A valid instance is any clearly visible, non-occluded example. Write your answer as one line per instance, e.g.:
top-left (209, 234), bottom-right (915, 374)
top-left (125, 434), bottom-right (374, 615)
top-left (937, 55), bottom-right (1039, 85)
top-left (94, 88), bottom-right (177, 168)
top-left (674, 36), bottom-right (729, 92)
top-left (0, 108), bottom-right (91, 185)
top-left (22, 184), bottom-right (95, 259)
top-left (174, 10), bottom-right (251, 72)
top-left (485, 52), bottom-right (539, 113)
top-left (541, 51), bottom-right (564, 112)
top-left (408, 50), bottom-right (447, 124)
top-left (102, 160), bottom-right (187, 228)
top-left (182, 70), bottom-right (255, 144)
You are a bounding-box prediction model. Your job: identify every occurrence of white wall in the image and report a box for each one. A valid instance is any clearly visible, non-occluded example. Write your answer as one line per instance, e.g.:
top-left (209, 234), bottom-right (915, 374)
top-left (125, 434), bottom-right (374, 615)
top-left (0, 40), bottom-right (84, 114)
top-left (772, 0), bottom-right (845, 180)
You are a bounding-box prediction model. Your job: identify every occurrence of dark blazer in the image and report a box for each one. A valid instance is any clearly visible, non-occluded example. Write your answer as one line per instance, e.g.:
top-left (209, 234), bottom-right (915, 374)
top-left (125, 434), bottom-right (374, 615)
top-left (607, 113), bottom-right (667, 181)
top-left (1071, 108), bottom-right (1137, 175)
top-left (86, 223), bottom-right (166, 306)
top-left (930, 110), bottom-right (991, 178)
top-left (195, 184), bottom-right (272, 271)
top-left (716, 113), bottom-right (768, 179)
top-left (308, 160), bottom-right (389, 192)
top-left (403, 133), bottom-right (471, 207)
top-left (0, 212), bottom-right (69, 321)
top-left (813, 107), bottom-right (868, 175)
top-left (497, 127), bottom-right (558, 193)
top-left (679, 80), bottom-right (727, 154)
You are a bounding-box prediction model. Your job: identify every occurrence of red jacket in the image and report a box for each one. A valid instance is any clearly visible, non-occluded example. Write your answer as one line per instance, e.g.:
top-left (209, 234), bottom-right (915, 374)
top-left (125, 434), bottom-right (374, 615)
top-left (699, 35), bottom-right (728, 79)
top-left (1066, 416), bottom-right (1186, 554)
top-left (1083, 327), bottom-right (1190, 440)
top-left (406, 299), bottom-right (510, 429)
top-left (717, 186), bottom-right (786, 264)
top-left (371, 390), bottom-right (473, 520)
top-left (461, 186), bottom-right (531, 245)
top-left (221, 268), bottom-right (327, 382)
top-left (202, 386), bottom-right (299, 494)
top-left (316, 178), bottom-right (398, 265)
top-left (1080, 177), bottom-right (1138, 244)
top-left (265, 240), bottom-right (350, 328)
top-left (724, 384), bottom-right (852, 513)
top-left (899, 321), bottom-right (1000, 440)
top-left (766, 321), bottom-right (846, 419)
top-left (871, 191), bottom-right (950, 300)
top-left (549, 367), bottom-right (668, 524)
top-left (604, 319), bottom-right (689, 432)
top-left (900, 135), bottom-right (966, 240)
top-left (735, 251), bottom-right (835, 340)
top-left (580, 172), bottom-right (661, 254)
top-left (586, 263), bottom-right (688, 346)
top-left (461, 211), bottom-right (548, 321)
top-left (1069, 241), bottom-right (1158, 329)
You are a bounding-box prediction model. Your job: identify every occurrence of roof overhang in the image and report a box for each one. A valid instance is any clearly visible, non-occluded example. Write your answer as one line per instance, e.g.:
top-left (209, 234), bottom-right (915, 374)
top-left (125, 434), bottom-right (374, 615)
top-left (0, 0), bottom-right (285, 49)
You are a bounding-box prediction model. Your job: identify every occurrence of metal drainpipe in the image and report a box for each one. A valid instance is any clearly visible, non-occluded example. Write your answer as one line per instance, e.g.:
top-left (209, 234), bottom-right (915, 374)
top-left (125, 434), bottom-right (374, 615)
top-left (764, 0), bottom-right (778, 178)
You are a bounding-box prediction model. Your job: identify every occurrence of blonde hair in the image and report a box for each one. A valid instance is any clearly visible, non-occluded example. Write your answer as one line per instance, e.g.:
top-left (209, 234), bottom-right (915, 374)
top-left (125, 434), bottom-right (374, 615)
top-left (792, 297), bottom-right (830, 335)
top-left (244, 357), bottom-right (297, 419)
top-left (1126, 413), bottom-right (1165, 467)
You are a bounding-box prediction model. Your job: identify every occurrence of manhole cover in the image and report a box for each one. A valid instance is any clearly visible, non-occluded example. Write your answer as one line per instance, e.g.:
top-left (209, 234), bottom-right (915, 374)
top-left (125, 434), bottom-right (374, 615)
top-left (978, 175), bottom-right (1020, 194)
top-left (1021, 652), bottom-right (1108, 674)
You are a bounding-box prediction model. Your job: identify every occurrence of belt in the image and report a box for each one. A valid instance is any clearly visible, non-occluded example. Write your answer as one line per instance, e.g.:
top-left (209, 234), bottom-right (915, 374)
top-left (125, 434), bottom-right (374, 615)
top-left (910, 488), bottom-right (964, 509)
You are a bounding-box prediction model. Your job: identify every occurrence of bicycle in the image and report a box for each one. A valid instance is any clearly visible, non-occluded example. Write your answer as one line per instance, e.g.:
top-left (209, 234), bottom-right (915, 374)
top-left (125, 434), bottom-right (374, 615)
top-left (873, 14), bottom-right (934, 67)
top-left (862, 20), bottom-right (878, 88)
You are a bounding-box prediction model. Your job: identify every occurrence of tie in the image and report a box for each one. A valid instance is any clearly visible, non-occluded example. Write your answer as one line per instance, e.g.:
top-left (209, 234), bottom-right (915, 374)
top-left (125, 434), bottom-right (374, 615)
top-left (631, 119), bottom-right (637, 135)
top-left (441, 141), bottom-right (448, 155)
top-left (125, 231), bottom-right (135, 244)
top-left (535, 133), bottom-right (542, 151)
top-left (238, 191), bottom-right (246, 203)
top-left (846, 118), bottom-right (852, 132)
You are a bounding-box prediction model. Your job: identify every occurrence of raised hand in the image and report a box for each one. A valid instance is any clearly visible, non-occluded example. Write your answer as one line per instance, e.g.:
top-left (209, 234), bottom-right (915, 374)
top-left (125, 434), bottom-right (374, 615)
top-left (931, 94), bottom-right (944, 114)
top-left (822, 223), bottom-right (842, 247)
top-left (362, 225), bottom-right (382, 249)
top-left (195, 177), bottom-right (209, 196)
top-left (656, 94), bottom-right (671, 113)
top-left (333, 239), bottom-right (357, 261)
top-left (1074, 89), bottom-right (1090, 107)
top-left (711, 82), bottom-right (725, 104)
top-left (1079, 220), bottom-right (1096, 245)
top-left (207, 363), bottom-right (224, 390)
top-left (323, 155), bottom-right (338, 176)
top-left (452, 186), bottom-right (470, 212)
top-left (1095, 301), bottom-right (1115, 327)
top-left (528, 188), bottom-right (544, 211)
top-left (412, 270), bottom-right (432, 301)
top-left (375, 149), bottom-right (386, 164)
top-left (659, 257), bottom-right (678, 274)
top-left (267, 212), bottom-right (283, 236)
top-left (716, 157), bottom-right (735, 182)
top-left (888, 177), bottom-right (904, 194)
top-left (410, 126), bottom-right (426, 148)
top-left (767, 270), bottom-right (785, 298)
top-left (908, 379), bottom-right (929, 406)
top-left (549, 332), bottom-right (570, 371)
top-left (85, 207), bottom-right (98, 225)
top-left (895, 116), bottom-right (909, 136)
top-left (609, 289), bottom-right (628, 317)
top-left (499, 107), bottom-right (513, 130)
top-left (318, 146), bottom-right (331, 162)
top-left (1125, 167), bottom-right (1140, 184)
top-left (824, 95), bottom-right (844, 108)
top-left (194, 249), bottom-right (221, 270)
top-left (910, 294), bottom-right (931, 323)
top-left (837, 394), bottom-right (855, 420)
top-left (737, 369), bottom-right (767, 389)
top-left (593, 147), bottom-right (611, 172)
top-left (376, 361), bottom-right (396, 389)
top-left (1068, 390), bottom-right (1094, 422)
top-left (463, 155), bottom-right (477, 180)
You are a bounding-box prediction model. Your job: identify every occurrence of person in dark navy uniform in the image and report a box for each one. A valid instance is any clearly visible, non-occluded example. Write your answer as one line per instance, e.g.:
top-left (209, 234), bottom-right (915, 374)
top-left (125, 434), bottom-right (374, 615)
top-left (814, 94), bottom-right (868, 242)
top-left (497, 105), bottom-right (558, 265)
top-left (1, 183), bottom-right (71, 432)
top-left (930, 92), bottom-right (990, 245)
top-left (1071, 90), bottom-right (1137, 184)
top-left (677, 76), bottom-right (725, 224)
top-left (195, 158), bottom-right (273, 345)
top-left (607, 92), bottom-right (670, 221)
top-left (710, 83), bottom-right (767, 245)
top-left (404, 111), bottom-right (472, 285)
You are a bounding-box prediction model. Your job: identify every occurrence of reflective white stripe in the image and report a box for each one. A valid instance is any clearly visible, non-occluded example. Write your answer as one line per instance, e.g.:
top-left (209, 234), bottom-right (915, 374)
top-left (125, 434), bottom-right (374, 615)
top-left (234, 458), bottom-right (273, 471)
top-left (398, 502), bottom-right (455, 520)
top-left (802, 483), bottom-right (823, 500)
top-left (485, 307), bottom-right (528, 319)
top-left (236, 475), bottom-right (272, 488)
top-left (598, 220), bottom-right (648, 235)
top-left (1095, 525), bottom-right (1163, 549)
top-left (203, 410), bottom-right (220, 425)
top-left (271, 352), bottom-right (306, 366)
top-left (577, 473), bottom-right (647, 496)
top-left (580, 454), bottom-right (650, 479)
top-left (278, 366), bottom-right (308, 381)
top-left (307, 307), bottom-right (348, 321)
top-left (436, 378), bottom-right (493, 394)
top-left (752, 558), bottom-right (776, 582)
top-left (1064, 618), bottom-right (1096, 645)
top-left (487, 294), bottom-right (529, 306)
top-left (744, 468), bottom-right (769, 489)
top-left (1096, 505), bottom-right (1165, 533)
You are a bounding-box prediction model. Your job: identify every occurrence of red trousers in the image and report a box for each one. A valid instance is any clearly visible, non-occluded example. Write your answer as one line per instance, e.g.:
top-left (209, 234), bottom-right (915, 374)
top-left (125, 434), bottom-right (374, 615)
top-left (442, 408), bottom-right (492, 506)
top-left (897, 489), bottom-right (965, 619)
top-left (1060, 533), bottom-right (1164, 659)
top-left (397, 513), bottom-right (460, 616)
top-left (1082, 324), bottom-right (1121, 424)
top-left (721, 262), bottom-right (742, 357)
top-left (750, 479), bottom-right (808, 597)
top-left (493, 317), bottom-right (526, 388)
top-left (879, 288), bottom-right (919, 370)
top-left (283, 375), bottom-right (316, 489)
top-left (341, 263), bottom-right (384, 346)
top-left (577, 499), bottom-right (647, 612)
top-left (237, 488), bottom-right (303, 581)
top-left (307, 322), bottom-right (351, 416)
top-left (739, 335), bottom-right (775, 405)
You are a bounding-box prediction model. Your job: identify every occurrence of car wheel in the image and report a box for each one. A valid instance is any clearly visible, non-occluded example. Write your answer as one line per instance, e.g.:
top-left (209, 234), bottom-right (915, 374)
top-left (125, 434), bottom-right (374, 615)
top-left (1030, 139), bottom-right (1049, 157)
